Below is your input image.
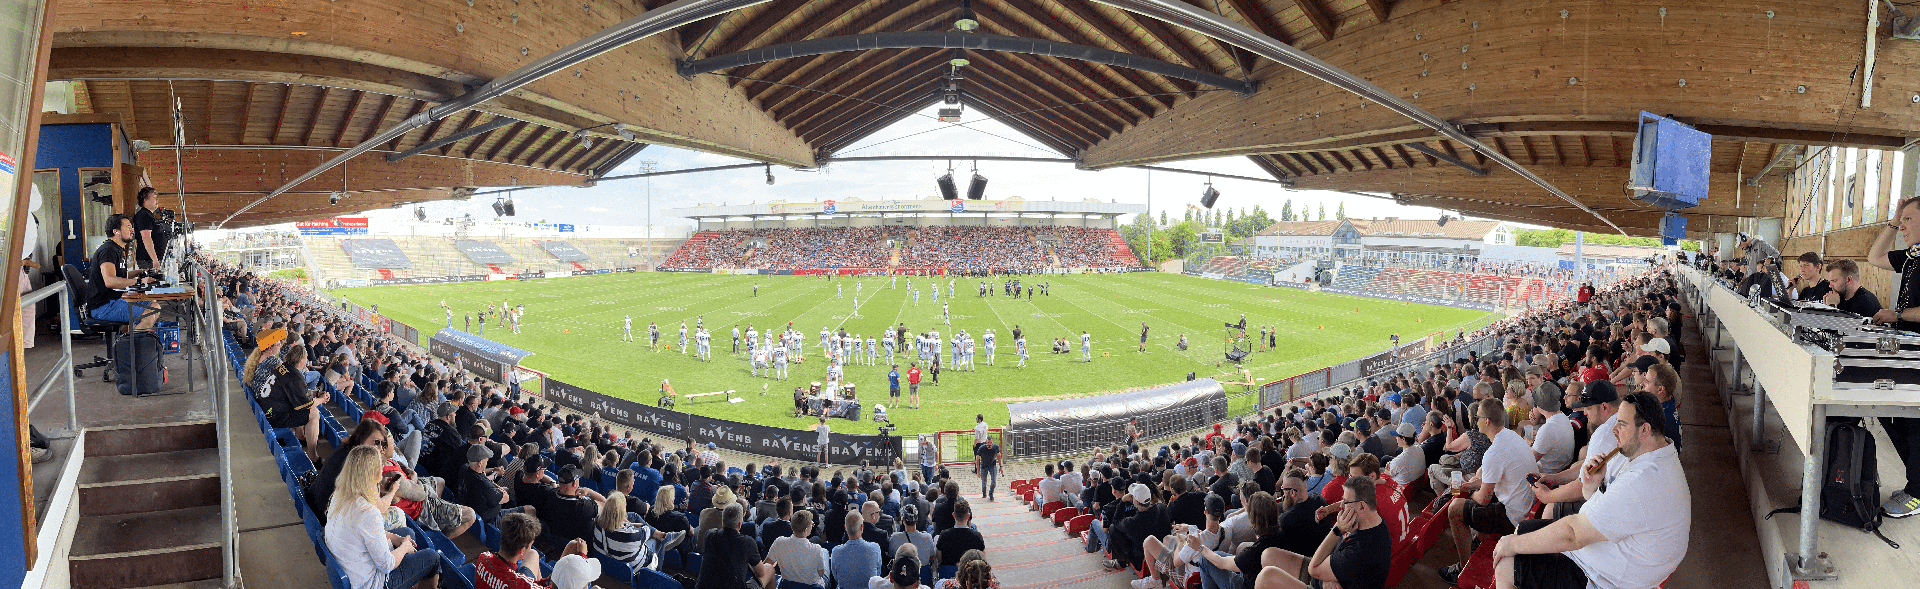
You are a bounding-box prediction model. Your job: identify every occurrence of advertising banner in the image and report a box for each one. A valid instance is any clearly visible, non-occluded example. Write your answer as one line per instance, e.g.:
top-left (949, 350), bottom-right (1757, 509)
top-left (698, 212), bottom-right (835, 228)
top-left (342, 239), bottom-right (411, 269)
top-left (296, 217), bottom-right (370, 236)
top-left (539, 377), bottom-right (900, 465)
top-left (542, 240), bottom-right (591, 262)
top-left (370, 274), bottom-right (488, 286)
top-left (454, 239), bottom-right (517, 264)
top-left (429, 329), bottom-right (535, 384)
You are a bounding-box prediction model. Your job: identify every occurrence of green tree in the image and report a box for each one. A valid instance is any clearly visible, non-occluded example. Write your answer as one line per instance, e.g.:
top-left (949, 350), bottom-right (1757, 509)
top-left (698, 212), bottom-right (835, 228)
top-left (1280, 200), bottom-right (1294, 222)
top-left (1183, 208), bottom-right (1194, 224)
top-left (1335, 202), bottom-right (1346, 220)
top-left (1318, 203), bottom-right (1326, 221)
top-left (1159, 210), bottom-right (1168, 227)
top-left (1514, 228), bottom-right (1700, 251)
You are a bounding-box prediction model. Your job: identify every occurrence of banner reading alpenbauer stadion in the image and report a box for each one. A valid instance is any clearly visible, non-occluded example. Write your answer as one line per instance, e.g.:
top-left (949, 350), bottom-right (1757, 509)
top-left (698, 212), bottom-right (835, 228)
top-left (430, 329), bottom-right (535, 384)
top-left (540, 376), bottom-right (900, 465)
top-left (1006, 378), bottom-right (1227, 457)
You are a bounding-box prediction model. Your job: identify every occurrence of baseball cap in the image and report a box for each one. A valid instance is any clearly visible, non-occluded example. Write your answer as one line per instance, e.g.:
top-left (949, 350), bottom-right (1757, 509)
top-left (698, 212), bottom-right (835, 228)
top-left (1128, 483), bottom-right (1152, 503)
top-left (1384, 393), bottom-right (1402, 406)
top-left (1524, 365), bottom-right (1547, 377)
top-left (436, 404), bottom-right (457, 418)
top-left (1327, 442), bottom-right (1353, 462)
top-left (549, 553), bottom-right (602, 589)
top-left (467, 443), bottom-right (494, 464)
top-left (555, 465), bottom-right (582, 485)
top-left (1631, 355), bottom-right (1660, 374)
top-left (1395, 423), bottom-right (1418, 439)
top-left (707, 442), bottom-right (717, 450)
top-left (361, 411), bottom-right (389, 426)
top-left (1569, 380), bottom-right (1620, 409)
top-left (1640, 338), bottom-right (1671, 355)
top-left (256, 328), bottom-right (287, 350)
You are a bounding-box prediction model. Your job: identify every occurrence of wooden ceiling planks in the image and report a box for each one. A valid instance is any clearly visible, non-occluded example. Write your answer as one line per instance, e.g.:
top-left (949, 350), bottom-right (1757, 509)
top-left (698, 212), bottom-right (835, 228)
top-left (739, 1), bottom-right (951, 105)
top-left (973, 2), bottom-right (1153, 123)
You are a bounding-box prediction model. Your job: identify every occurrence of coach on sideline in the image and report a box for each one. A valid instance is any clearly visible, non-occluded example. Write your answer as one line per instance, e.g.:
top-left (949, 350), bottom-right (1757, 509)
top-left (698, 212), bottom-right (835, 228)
top-left (1488, 392), bottom-right (1688, 589)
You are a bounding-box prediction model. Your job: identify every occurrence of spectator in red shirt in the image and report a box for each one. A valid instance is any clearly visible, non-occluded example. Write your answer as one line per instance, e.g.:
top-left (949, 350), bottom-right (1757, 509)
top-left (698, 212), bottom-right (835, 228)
top-left (907, 364), bottom-right (923, 409)
top-left (476, 512), bottom-right (556, 588)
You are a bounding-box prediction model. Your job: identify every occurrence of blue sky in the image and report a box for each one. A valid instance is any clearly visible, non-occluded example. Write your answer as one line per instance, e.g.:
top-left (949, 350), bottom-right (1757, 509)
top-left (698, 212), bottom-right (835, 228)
top-left (364, 103), bottom-right (1448, 229)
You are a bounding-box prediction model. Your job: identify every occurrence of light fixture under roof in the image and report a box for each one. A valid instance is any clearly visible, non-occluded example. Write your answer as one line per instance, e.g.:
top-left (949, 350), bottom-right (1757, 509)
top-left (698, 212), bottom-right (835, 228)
top-left (954, 17), bottom-right (978, 31)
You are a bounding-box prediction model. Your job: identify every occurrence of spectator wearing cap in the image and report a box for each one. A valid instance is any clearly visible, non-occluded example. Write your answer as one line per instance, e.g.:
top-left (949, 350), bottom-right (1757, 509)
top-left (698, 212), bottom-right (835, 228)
top-left (1354, 418), bottom-right (1385, 461)
top-left (549, 548), bottom-right (603, 589)
top-left (700, 441), bottom-right (721, 468)
top-left (1318, 443), bottom-right (1353, 504)
top-left (1387, 424), bottom-right (1425, 486)
top-left (455, 443), bottom-right (510, 525)
top-left (1102, 482), bottom-right (1170, 572)
top-left (1492, 391), bottom-right (1689, 589)
top-left (891, 503), bottom-right (936, 564)
top-left (1529, 380), bottom-right (1625, 520)
top-left (419, 402), bottom-right (465, 481)
top-left (540, 466), bottom-right (604, 549)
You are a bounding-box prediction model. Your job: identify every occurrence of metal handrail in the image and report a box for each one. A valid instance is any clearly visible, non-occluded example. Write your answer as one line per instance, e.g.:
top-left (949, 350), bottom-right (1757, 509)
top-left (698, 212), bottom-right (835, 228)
top-left (20, 281), bottom-right (77, 435)
top-left (198, 265), bottom-right (239, 588)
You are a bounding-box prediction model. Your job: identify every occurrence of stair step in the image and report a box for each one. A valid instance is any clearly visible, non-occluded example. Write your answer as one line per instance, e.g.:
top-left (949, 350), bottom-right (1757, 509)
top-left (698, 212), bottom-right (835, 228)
top-left (85, 421), bottom-right (216, 457)
top-left (71, 506), bottom-right (224, 588)
top-left (79, 447), bottom-right (221, 486)
top-left (124, 579), bottom-right (227, 589)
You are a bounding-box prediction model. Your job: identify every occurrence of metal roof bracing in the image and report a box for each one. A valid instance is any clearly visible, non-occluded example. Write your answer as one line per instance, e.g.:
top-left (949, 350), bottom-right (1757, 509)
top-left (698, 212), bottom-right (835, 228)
top-left (47, 0), bottom-right (1920, 232)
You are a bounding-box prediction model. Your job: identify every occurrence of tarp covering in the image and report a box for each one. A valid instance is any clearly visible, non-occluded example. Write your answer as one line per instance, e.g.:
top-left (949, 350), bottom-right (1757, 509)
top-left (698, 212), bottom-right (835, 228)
top-left (543, 240), bottom-right (591, 262)
top-left (1006, 378), bottom-right (1228, 457)
top-left (541, 376), bottom-right (900, 465)
top-left (342, 239), bottom-right (411, 269)
top-left (430, 328), bottom-right (535, 384)
top-left (454, 239), bottom-right (516, 265)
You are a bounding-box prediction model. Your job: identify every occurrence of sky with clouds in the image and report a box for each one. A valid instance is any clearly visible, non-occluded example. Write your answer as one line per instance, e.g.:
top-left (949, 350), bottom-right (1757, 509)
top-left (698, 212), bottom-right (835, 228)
top-left (348, 103), bottom-right (1454, 230)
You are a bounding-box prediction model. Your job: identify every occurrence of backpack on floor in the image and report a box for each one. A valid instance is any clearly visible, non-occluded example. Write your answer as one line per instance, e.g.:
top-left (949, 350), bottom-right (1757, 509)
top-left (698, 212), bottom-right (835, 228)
top-left (1766, 418), bottom-right (1898, 548)
top-left (113, 331), bottom-right (164, 396)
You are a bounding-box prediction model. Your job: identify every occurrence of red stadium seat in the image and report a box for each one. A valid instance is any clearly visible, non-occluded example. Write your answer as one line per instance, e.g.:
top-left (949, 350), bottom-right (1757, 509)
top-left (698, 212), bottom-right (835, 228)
top-left (1050, 507), bottom-right (1079, 526)
top-left (1453, 531), bottom-right (1505, 589)
top-left (1040, 501), bottom-right (1064, 518)
top-left (1066, 513), bottom-right (1094, 537)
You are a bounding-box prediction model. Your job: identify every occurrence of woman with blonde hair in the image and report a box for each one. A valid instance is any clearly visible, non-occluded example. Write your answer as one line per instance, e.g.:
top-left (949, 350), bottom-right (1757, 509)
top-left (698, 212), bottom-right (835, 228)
top-left (595, 491), bottom-right (687, 573)
top-left (940, 550), bottom-right (998, 589)
top-left (243, 327), bottom-right (287, 390)
top-left (324, 445), bottom-right (441, 589)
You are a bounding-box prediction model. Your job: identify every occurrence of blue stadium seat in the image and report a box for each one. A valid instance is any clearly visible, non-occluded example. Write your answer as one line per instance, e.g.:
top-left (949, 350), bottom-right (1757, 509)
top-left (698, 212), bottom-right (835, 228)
top-left (323, 548), bottom-right (353, 589)
top-left (778, 580), bottom-right (826, 589)
top-left (439, 553), bottom-right (474, 589)
top-left (634, 568), bottom-right (680, 589)
top-left (938, 564), bottom-right (958, 581)
top-left (419, 527), bottom-right (464, 564)
top-left (594, 552), bottom-right (635, 586)
top-left (921, 565), bottom-right (934, 586)
top-left (479, 521), bottom-right (502, 553)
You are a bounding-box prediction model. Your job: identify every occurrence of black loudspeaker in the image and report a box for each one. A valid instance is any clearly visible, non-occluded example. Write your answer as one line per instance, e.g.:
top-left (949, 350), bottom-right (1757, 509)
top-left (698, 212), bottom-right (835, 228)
top-left (491, 200), bottom-right (506, 217)
top-left (1225, 348), bottom-right (1248, 363)
top-left (966, 173), bottom-right (988, 200)
top-left (503, 199), bottom-right (517, 217)
top-left (1200, 186), bottom-right (1220, 209)
top-left (936, 174), bottom-right (959, 200)
top-left (1438, 215), bottom-right (1450, 227)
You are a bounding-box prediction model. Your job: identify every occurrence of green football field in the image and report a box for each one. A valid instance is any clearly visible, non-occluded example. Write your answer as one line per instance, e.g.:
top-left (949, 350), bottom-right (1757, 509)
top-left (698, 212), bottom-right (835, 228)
top-left (333, 272), bottom-right (1498, 438)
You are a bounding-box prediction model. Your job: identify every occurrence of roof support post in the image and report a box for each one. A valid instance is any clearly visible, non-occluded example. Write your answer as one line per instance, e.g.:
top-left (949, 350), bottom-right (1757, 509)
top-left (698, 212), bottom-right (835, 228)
top-left (1092, 0), bottom-right (1624, 233)
top-left (218, 0), bottom-right (773, 228)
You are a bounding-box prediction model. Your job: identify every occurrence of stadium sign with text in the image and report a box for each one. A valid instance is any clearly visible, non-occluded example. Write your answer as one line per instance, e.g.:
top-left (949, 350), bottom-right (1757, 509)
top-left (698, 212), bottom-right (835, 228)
top-left (295, 217), bottom-right (370, 235)
top-left (1200, 231), bottom-right (1226, 243)
top-left (769, 199), bottom-right (1029, 215)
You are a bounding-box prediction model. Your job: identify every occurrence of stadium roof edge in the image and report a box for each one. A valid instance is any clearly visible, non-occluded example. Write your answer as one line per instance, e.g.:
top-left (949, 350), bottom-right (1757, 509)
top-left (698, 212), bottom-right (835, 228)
top-left (663, 199), bottom-right (1147, 219)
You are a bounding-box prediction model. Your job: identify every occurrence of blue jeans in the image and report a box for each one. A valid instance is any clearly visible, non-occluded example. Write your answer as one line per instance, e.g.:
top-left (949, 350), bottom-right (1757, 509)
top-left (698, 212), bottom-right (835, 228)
top-left (90, 298), bottom-right (150, 323)
top-left (1084, 519), bottom-right (1106, 553)
top-left (388, 528), bottom-right (442, 589)
top-left (1197, 554), bottom-right (1240, 589)
top-left (922, 465), bottom-right (935, 482)
top-left (979, 467), bottom-right (998, 498)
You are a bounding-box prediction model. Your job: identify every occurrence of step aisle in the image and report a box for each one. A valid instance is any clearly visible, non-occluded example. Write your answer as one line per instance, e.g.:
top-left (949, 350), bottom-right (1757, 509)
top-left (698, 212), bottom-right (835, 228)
top-left (968, 484), bottom-right (1132, 589)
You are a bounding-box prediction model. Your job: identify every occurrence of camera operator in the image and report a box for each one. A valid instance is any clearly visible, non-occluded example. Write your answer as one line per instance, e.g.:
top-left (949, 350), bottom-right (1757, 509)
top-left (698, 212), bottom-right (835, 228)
top-left (132, 187), bottom-right (170, 270)
top-left (88, 214), bottom-right (161, 331)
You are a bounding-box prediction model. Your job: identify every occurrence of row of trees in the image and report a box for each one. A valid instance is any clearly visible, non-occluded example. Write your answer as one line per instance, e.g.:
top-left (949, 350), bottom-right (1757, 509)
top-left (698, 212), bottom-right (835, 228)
top-left (1513, 228), bottom-right (1701, 251)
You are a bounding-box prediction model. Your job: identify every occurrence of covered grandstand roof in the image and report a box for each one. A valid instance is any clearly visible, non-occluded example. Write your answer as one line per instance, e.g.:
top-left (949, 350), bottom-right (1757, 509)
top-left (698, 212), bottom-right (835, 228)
top-left (664, 198), bottom-right (1146, 219)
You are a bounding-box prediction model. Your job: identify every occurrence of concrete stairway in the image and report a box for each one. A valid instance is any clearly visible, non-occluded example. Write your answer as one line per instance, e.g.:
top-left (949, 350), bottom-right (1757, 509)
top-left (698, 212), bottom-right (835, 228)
top-left (68, 421), bottom-right (225, 588)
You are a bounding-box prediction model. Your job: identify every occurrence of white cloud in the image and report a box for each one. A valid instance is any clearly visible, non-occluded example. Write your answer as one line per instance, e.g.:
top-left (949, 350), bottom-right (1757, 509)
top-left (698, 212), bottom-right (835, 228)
top-left (584, 207), bottom-right (611, 213)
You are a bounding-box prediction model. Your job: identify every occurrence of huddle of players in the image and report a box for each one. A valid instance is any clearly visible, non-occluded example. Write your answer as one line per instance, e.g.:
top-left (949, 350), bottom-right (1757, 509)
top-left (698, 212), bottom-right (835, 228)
top-left (621, 315), bottom-right (717, 362)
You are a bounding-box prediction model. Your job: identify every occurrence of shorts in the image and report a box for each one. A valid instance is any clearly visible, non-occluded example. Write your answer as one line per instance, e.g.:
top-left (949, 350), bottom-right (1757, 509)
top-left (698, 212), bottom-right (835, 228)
top-left (890, 386), bottom-right (901, 398)
top-left (416, 494), bottom-right (469, 532)
top-left (89, 298), bottom-right (151, 323)
top-left (1464, 499), bottom-right (1516, 535)
top-left (1512, 519), bottom-right (1589, 589)
top-left (910, 383), bottom-right (920, 395)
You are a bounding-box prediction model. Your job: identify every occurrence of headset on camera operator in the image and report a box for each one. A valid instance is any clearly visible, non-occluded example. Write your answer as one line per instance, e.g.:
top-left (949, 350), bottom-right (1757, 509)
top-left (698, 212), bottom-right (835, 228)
top-left (87, 213), bottom-right (162, 330)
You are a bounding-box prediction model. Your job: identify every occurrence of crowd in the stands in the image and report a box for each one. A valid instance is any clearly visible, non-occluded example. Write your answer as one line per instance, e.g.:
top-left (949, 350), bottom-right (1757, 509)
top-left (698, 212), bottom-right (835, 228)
top-left (207, 252), bottom-right (1004, 589)
top-left (1059, 267), bottom-right (1687, 589)
top-left (660, 226), bottom-right (1134, 271)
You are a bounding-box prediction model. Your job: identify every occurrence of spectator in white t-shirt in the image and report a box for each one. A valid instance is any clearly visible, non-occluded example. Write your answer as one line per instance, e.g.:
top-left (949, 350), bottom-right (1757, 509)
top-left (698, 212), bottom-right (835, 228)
top-left (1530, 381), bottom-right (1626, 520)
top-left (1492, 391), bottom-right (1689, 589)
top-left (1530, 387), bottom-right (1576, 473)
top-left (1438, 399), bottom-right (1537, 583)
top-left (1386, 423), bottom-right (1425, 486)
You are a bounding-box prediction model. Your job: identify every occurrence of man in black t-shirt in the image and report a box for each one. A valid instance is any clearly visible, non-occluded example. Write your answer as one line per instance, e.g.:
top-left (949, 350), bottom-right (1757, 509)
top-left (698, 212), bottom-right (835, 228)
top-left (1255, 476), bottom-right (1390, 589)
top-left (86, 214), bottom-right (160, 330)
top-left (1821, 260), bottom-right (1882, 318)
top-left (541, 467), bottom-right (603, 545)
top-left (1867, 200), bottom-right (1920, 518)
top-left (976, 441), bottom-right (1001, 500)
top-left (131, 187), bottom-right (167, 268)
top-left (933, 499), bottom-right (984, 567)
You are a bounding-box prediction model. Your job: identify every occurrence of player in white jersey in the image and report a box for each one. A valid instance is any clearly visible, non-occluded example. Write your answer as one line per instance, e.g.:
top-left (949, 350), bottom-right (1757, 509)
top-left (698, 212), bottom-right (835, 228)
top-left (623, 315), bottom-right (634, 342)
top-left (912, 288), bottom-right (920, 307)
top-left (932, 284), bottom-right (939, 303)
top-left (1081, 331), bottom-right (1092, 362)
top-left (745, 326), bottom-right (758, 354)
top-left (837, 282), bottom-right (842, 297)
top-left (751, 345), bottom-right (767, 377)
top-left (819, 327), bottom-right (831, 357)
top-left (962, 333), bottom-right (976, 371)
top-left (883, 335), bottom-right (896, 365)
top-left (648, 322), bottom-right (660, 349)
top-left (511, 308), bottom-right (522, 334)
top-left (983, 329), bottom-right (996, 365)
top-left (865, 336), bottom-right (877, 366)
top-left (697, 328), bottom-right (712, 361)
top-left (772, 344), bottom-right (788, 380)
top-left (1016, 336), bottom-right (1028, 368)
top-left (892, 274), bottom-right (898, 289)
top-left (948, 279), bottom-right (955, 299)
top-left (678, 322), bottom-right (689, 353)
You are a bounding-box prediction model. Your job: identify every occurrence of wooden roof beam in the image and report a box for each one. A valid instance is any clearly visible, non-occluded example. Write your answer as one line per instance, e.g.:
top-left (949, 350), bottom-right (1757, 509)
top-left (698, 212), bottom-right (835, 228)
top-left (1364, 0), bottom-right (1392, 24)
top-left (986, 0), bottom-right (1167, 115)
top-left (360, 94), bottom-right (397, 148)
top-left (743, 2), bottom-right (955, 105)
top-left (1286, 153), bottom-right (1320, 175)
top-left (267, 83), bottom-right (294, 145)
top-left (237, 82), bottom-right (258, 145)
top-left (299, 86), bottom-right (331, 146)
top-left (524, 129), bottom-right (571, 168)
top-left (482, 121), bottom-right (531, 161)
top-left (382, 100), bottom-right (429, 151)
top-left (1115, 5), bottom-right (1225, 77)
top-left (965, 49), bottom-right (1127, 135)
top-left (1176, 0), bottom-right (1254, 77)
top-left (784, 49), bottom-right (942, 133)
top-left (723, 0), bottom-right (881, 89)
top-left (331, 90), bottom-right (365, 147)
top-left (503, 126), bottom-right (548, 164)
top-left (1268, 153), bottom-right (1305, 176)
top-left (1053, 2), bottom-right (1199, 95)
top-left (962, 68), bottom-right (1105, 148)
top-left (1294, 0), bottom-right (1338, 41)
top-left (702, 0), bottom-right (813, 61)
top-left (800, 77), bottom-right (942, 146)
top-left (959, 87), bottom-right (1092, 155)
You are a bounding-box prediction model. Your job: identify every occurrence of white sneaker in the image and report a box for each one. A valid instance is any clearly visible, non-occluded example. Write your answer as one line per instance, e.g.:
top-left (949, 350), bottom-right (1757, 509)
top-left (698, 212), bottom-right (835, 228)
top-left (1131, 578), bottom-right (1160, 589)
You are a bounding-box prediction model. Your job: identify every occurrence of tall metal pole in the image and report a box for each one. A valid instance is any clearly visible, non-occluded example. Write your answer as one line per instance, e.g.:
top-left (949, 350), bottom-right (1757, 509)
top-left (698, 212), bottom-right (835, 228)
top-left (1146, 168), bottom-right (1152, 267)
top-left (639, 160), bottom-right (657, 266)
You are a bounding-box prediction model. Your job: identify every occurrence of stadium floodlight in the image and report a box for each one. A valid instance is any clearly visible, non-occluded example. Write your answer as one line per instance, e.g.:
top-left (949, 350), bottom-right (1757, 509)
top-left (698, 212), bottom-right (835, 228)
top-left (936, 173), bottom-right (959, 200)
top-left (573, 129), bottom-right (593, 150)
top-left (415, 207), bottom-right (427, 222)
top-left (617, 124), bottom-right (635, 142)
top-left (1438, 214), bottom-right (1450, 227)
top-left (329, 191), bottom-right (345, 205)
top-left (503, 197), bottom-right (516, 217)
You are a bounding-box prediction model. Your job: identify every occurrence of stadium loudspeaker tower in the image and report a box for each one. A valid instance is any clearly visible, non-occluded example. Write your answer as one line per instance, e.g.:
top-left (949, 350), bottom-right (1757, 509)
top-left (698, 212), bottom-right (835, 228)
top-left (936, 173), bottom-right (959, 200)
top-left (1438, 214), bottom-right (1450, 227)
top-left (1200, 185), bottom-right (1221, 209)
top-left (503, 198), bottom-right (516, 216)
top-left (967, 173), bottom-right (988, 200)
top-left (492, 198), bottom-right (506, 217)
